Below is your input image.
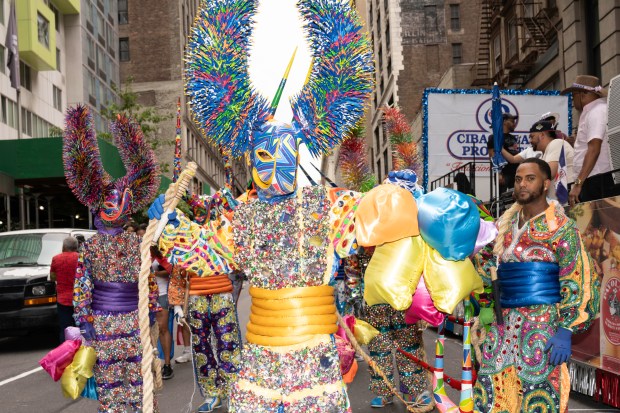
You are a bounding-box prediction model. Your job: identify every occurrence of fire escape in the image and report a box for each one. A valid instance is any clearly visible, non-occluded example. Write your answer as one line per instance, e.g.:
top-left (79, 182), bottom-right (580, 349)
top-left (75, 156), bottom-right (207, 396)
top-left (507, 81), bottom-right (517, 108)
top-left (472, 0), bottom-right (559, 88)
top-left (471, 0), bottom-right (496, 87)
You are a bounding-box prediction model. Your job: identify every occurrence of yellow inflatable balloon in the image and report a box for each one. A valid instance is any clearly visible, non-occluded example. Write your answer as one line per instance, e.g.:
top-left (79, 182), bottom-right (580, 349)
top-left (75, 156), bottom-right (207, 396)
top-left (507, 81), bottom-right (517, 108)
top-left (60, 345), bottom-right (96, 400)
top-left (354, 319), bottom-right (380, 345)
top-left (355, 184), bottom-right (419, 247)
top-left (424, 246), bottom-right (483, 314)
top-left (364, 236), bottom-right (425, 310)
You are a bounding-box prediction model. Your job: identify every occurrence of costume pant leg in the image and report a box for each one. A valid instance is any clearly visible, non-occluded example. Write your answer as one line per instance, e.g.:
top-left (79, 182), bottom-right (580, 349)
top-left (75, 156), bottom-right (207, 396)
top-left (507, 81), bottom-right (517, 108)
top-left (366, 304), bottom-right (395, 397)
top-left (92, 310), bottom-right (143, 413)
top-left (391, 310), bottom-right (428, 398)
top-left (188, 295), bottom-right (219, 397)
top-left (210, 293), bottom-right (242, 398)
top-left (515, 305), bottom-right (562, 413)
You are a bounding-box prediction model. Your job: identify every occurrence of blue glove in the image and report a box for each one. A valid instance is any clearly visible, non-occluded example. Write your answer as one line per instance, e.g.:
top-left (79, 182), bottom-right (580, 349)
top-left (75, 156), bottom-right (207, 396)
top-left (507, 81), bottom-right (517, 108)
top-left (147, 194), bottom-right (180, 227)
top-left (80, 321), bottom-right (96, 342)
top-left (544, 326), bottom-right (572, 366)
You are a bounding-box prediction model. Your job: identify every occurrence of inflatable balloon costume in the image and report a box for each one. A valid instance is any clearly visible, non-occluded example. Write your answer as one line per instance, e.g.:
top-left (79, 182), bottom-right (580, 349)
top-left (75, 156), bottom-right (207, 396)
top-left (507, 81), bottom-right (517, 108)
top-left (63, 106), bottom-right (161, 412)
top-left (149, 0), bottom-right (373, 411)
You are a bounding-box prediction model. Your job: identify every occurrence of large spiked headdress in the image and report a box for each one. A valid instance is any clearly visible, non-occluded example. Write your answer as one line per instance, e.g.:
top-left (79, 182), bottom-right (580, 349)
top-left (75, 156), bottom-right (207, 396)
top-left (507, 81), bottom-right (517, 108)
top-left (184, 0), bottom-right (374, 163)
top-left (63, 105), bottom-right (160, 228)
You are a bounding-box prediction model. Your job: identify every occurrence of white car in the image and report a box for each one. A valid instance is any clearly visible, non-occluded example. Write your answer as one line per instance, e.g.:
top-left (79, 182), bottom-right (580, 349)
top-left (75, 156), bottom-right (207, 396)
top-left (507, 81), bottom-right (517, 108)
top-left (0, 228), bottom-right (95, 336)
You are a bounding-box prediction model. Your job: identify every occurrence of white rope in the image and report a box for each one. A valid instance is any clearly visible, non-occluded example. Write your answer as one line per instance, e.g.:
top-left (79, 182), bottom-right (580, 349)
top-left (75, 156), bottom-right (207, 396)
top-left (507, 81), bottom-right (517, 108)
top-left (139, 162), bottom-right (197, 412)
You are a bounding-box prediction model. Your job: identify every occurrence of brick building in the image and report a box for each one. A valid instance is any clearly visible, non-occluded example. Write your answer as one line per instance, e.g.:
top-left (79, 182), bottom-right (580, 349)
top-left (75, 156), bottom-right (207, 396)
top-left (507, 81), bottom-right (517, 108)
top-left (118, 0), bottom-right (247, 195)
top-left (360, 0), bottom-right (480, 182)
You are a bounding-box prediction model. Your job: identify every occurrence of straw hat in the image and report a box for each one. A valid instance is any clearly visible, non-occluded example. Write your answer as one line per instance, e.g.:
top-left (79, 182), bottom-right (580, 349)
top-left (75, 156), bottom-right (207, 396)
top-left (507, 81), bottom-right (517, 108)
top-left (561, 75), bottom-right (607, 97)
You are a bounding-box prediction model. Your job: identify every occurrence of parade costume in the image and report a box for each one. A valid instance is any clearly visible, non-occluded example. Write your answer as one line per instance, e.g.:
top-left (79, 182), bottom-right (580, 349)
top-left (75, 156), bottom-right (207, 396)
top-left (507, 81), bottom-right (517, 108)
top-left (63, 106), bottom-right (160, 413)
top-left (473, 202), bottom-right (599, 413)
top-left (155, 189), bottom-right (243, 408)
top-left (158, 0), bottom-right (373, 411)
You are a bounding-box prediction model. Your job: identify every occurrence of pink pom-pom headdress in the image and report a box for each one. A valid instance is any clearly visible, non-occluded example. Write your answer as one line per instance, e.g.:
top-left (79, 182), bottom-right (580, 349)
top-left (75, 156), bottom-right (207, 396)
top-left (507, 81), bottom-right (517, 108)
top-left (63, 105), bottom-right (160, 227)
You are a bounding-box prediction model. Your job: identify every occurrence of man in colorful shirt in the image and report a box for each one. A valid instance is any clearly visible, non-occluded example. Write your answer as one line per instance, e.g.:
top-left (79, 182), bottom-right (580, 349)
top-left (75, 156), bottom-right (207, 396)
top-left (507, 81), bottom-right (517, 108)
top-left (50, 236), bottom-right (79, 342)
top-left (474, 158), bottom-right (599, 413)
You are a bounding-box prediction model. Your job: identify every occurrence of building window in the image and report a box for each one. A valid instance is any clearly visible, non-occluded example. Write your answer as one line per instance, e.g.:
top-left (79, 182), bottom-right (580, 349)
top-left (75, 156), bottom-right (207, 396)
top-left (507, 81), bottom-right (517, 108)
top-left (50, 3), bottom-right (60, 31)
top-left (0, 45), bottom-right (5, 74)
top-left (585, 0), bottom-right (601, 80)
top-left (118, 0), bottom-right (128, 24)
top-left (492, 33), bottom-right (501, 73)
top-left (450, 4), bottom-right (460, 31)
top-left (452, 43), bottom-right (463, 64)
top-left (119, 38), bottom-right (130, 61)
top-left (506, 18), bottom-right (517, 60)
top-left (37, 13), bottom-right (50, 49)
top-left (0, 0), bottom-right (4, 25)
top-left (53, 86), bottom-right (62, 111)
top-left (424, 5), bottom-right (438, 34)
top-left (383, 149), bottom-right (389, 176)
top-left (19, 63), bottom-right (32, 91)
top-left (1, 95), bottom-right (18, 128)
top-left (56, 48), bottom-right (61, 71)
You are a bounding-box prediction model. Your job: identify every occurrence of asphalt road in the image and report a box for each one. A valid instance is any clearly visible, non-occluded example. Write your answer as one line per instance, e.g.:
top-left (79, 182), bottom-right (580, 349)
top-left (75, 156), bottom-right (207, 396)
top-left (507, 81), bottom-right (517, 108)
top-left (0, 287), bottom-right (618, 412)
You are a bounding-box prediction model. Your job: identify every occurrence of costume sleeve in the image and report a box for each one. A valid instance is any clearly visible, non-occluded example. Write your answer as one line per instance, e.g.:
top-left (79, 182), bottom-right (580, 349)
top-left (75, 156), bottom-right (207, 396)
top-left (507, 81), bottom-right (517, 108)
top-left (148, 272), bottom-right (161, 313)
top-left (158, 209), bottom-right (237, 277)
top-left (73, 246), bottom-right (93, 326)
top-left (167, 267), bottom-right (188, 306)
top-left (471, 243), bottom-right (495, 288)
top-left (555, 219), bottom-right (599, 332)
top-left (328, 188), bottom-right (362, 258)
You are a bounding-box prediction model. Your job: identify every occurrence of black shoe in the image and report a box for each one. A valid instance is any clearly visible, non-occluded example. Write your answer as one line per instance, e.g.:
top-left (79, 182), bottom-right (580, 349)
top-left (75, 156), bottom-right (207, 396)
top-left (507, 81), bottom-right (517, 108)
top-left (162, 364), bottom-right (174, 380)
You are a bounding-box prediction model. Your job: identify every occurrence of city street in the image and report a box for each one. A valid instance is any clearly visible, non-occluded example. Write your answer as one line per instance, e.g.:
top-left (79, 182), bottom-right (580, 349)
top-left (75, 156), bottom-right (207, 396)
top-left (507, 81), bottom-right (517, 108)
top-left (0, 287), bottom-right (618, 412)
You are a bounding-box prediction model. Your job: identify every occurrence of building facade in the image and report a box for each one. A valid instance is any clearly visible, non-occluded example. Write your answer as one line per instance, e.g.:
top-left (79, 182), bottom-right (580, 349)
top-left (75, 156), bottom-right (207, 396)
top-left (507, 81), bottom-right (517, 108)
top-left (0, 0), bottom-right (125, 231)
top-left (117, 0), bottom-right (247, 195)
top-left (364, 0), bottom-right (480, 183)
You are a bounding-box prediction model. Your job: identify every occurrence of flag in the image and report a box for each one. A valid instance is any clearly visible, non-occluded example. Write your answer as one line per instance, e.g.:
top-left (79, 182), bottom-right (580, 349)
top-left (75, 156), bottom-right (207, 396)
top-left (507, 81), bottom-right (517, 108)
top-left (555, 143), bottom-right (569, 205)
top-left (5, 0), bottom-right (20, 90)
top-left (491, 83), bottom-right (506, 171)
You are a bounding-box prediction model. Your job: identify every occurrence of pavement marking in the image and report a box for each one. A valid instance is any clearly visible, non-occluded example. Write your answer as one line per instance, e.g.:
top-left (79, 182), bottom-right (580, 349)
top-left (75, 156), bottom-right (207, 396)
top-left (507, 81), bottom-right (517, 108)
top-left (0, 367), bottom-right (43, 387)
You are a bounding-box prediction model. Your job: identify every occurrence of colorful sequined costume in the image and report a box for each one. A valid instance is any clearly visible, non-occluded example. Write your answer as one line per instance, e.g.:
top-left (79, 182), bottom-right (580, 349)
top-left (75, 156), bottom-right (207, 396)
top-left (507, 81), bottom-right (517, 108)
top-left (473, 202), bottom-right (599, 413)
top-left (74, 232), bottom-right (159, 412)
top-left (63, 106), bottom-right (161, 412)
top-left (157, 190), bottom-right (243, 401)
top-left (364, 304), bottom-right (429, 400)
top-left (178, 0), bottom-right (373, 410)
top-left (229, 185), bottom-right (360, 411)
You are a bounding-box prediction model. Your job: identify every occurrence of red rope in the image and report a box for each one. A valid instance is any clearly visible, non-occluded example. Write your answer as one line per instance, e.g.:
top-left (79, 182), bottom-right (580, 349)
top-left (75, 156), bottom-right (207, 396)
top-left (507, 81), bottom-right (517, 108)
top-left (396, 348), bottom-right (477, 391)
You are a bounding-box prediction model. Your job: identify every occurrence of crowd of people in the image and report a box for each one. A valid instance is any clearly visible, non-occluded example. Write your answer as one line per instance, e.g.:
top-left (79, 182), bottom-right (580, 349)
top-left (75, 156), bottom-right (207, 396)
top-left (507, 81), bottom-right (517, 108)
top-left (488, 75), bottom-right (619, 206)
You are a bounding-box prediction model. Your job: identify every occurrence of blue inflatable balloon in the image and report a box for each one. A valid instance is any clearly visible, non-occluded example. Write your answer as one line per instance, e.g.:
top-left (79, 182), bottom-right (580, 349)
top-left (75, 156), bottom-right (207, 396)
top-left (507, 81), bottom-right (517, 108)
top-left (417, 188), bottom-right (480, 261)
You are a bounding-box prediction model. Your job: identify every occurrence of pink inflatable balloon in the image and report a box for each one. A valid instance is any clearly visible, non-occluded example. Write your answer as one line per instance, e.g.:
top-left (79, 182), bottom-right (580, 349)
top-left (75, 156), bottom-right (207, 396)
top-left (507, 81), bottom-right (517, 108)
top-left (39, 339), bottom-right (82, 381)
top-left (472, 219), bottom-right (498, 256)
top-left (405, 277), bottom-right (446, 326)
top-left (64, 326), bottom-right (83, 342)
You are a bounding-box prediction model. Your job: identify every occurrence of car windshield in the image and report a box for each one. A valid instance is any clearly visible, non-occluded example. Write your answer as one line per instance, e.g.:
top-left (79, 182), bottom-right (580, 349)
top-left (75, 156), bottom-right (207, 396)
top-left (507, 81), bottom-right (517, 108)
top-left (0, 233), bottom-right (67, 267)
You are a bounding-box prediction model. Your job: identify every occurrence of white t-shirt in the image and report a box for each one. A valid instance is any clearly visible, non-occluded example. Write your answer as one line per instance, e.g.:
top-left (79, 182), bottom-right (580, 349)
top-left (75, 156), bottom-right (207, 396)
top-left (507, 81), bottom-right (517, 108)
top-left (151, 260), bottom-right (168, 296)
top-left (573, 98), bottom-right (612, 179)
top-left (517, 147), bottom-right (543, 160)
top-left (543, 138), bottom-right (575, 200)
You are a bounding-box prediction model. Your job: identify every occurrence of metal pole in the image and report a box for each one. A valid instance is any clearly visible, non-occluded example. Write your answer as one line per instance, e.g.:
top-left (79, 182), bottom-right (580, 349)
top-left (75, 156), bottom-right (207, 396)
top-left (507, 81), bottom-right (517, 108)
top-left (18, 187), bottom-right (25, 230)
top-left (16, 89), bottom-right (22, 139)
top-left (6, 194), bottom-right (11, 231)
top-left (34, 196), bottom-right (39, 229)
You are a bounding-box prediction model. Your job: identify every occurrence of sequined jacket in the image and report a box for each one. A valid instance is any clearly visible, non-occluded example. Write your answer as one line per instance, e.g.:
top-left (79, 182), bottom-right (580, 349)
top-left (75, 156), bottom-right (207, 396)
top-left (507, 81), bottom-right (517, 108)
top-left (73, 232), bottom-right (160, 325)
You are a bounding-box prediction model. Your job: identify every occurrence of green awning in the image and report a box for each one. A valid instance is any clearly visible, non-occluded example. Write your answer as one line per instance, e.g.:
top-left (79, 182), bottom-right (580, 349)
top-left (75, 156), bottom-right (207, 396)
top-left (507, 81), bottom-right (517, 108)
top-left (0, 137), bottom-right (171, 192)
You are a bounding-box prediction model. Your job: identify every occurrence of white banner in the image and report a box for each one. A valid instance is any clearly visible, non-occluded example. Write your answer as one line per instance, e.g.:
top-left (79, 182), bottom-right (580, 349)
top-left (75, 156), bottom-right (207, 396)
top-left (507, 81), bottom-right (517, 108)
top-left (425, 91), bottom-right (570, 201)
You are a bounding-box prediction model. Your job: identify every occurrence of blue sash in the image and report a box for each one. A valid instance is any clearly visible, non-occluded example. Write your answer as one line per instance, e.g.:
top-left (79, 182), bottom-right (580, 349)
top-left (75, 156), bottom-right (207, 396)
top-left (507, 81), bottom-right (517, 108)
top-left (498, 262), bottom-right (561, 308)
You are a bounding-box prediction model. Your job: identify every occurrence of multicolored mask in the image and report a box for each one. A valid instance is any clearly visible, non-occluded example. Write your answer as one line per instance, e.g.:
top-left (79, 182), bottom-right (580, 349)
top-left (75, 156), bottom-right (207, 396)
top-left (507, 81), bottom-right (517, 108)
top-left (251, 120), bottom-right (301, 201)
top-left (63, 106), bottom-right (160, 232)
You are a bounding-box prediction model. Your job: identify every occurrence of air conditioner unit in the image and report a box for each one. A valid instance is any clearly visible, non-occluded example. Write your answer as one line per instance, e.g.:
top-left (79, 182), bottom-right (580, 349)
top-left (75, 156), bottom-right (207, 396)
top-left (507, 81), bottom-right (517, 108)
top-left (607, 74), bottom-right (620, 183)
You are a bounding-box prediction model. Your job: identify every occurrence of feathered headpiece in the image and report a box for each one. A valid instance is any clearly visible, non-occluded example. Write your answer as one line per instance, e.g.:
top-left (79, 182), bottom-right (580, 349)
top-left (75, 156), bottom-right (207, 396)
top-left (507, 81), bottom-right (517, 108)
top-left (63, 105), bottom-right (160, 225)
top-left (184, 0), bottom-right (374, 158)
top-left (382, 106), bottom-right (420, 174)
top-left (338, 127), bottom-right (376, 192)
